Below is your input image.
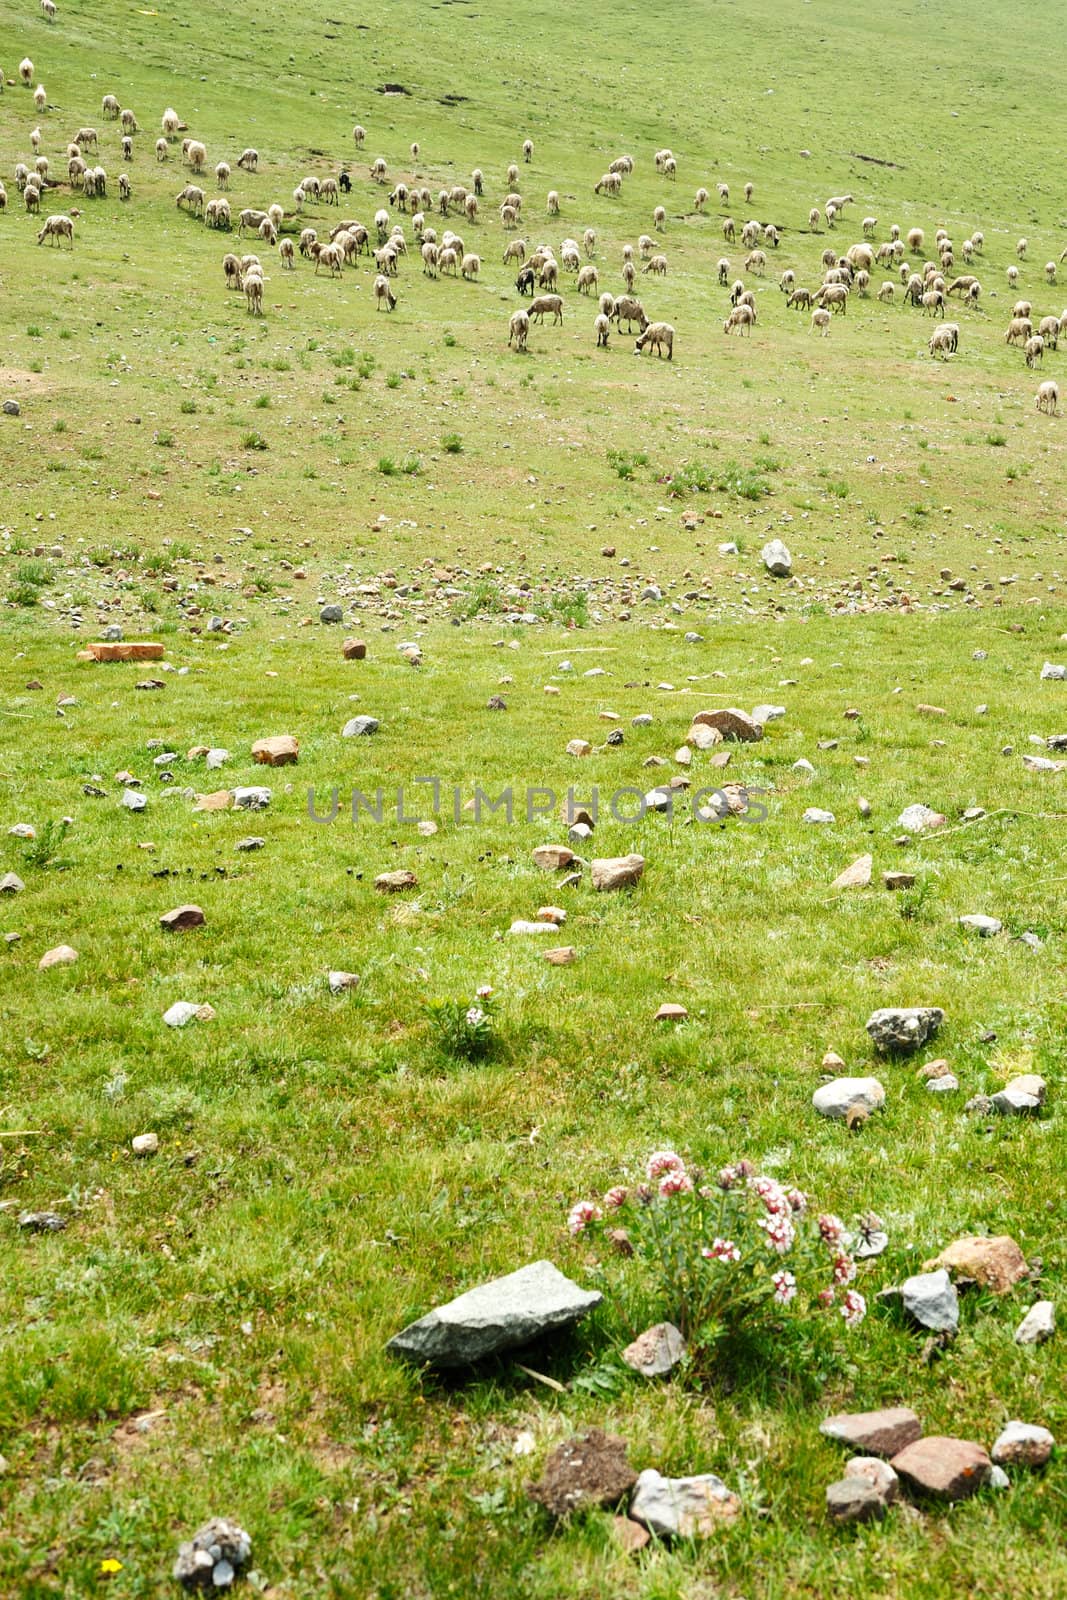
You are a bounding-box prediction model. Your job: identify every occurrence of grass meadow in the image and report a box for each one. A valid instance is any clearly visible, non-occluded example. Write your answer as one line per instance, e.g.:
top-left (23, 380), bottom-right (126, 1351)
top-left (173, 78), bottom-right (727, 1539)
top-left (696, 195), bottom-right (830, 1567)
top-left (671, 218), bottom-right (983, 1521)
top-left (1, 0), bottom-right (1066, 1593)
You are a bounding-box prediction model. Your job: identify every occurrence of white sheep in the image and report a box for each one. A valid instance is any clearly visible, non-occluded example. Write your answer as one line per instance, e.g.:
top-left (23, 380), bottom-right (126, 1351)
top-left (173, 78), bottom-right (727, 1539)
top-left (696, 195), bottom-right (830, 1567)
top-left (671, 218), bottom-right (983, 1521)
top-left (267, 203), bottom-right (284, 229)
top-left (653, 204), bottom-right (666, 228)
top-left (185, 140), bottom-right (206, 173)
top-left (205, 197), bottom-right (230, 229)
top-left (299, 227), bottom-right (317, 257)
top-left (410, 141), bottom-right (419, 161)
top-left (1039, 315), bottom-right (1059, 349)
top-left (1036, 379), bottom-right (1059, 414)
top-left (717, 182), bottom-right (729, 203)
top-left (215, 161), bottom-right (230, 189)
top-left (41, 0), bottom-right (57, 20)
top-left (162, 107), bottom-right (180, 139)
top-left (120, 108), bottom-right (138, 133)
top-left (244, 272), bottom-right (264, 315)
top-left (717, 257), bottom-right (730, 285)
top-left (0, 183), bottom-right (6, 210)
top-left (722, 216), bottom-right (736, 242)
top-left (577, 264), bottom-right (599, 294)
top-left (547, 189), bottom-right (560, 216)
top-left (421, 240), bottom-right (439, 277)
top-left (121, 135), bottom-right (133, 161)
top-left (643, 253), bottom-right (668, 277)
top-left (36, 212), bottom-right (73, 246)
top-left (1007, 264), bottom-right (1019, 288)
top-left (154, 137), bottom-right (168, 162)
top-left (1016, 237), bottom-right (1027, 259)
top-left (30, 127), bottom-right (41, 153)
top-left (583, 227), bottom-right (596, 257)
top-left (779, 268), bottom-right (796, 294)
top-left (906, 227), bottom-right (924, 253)
top-left (594, 312), bottom-right (610, 347)
top-left (598, 292), bottom-right (615, 316)
top-left (34, 85), bottom-right (47, 112)
top-left (808, 206), bottom-right (821, 232)
top-left (508, 308), bottom-right (529, 350)
top-left (461, 252), bottom-right (480, 280)
top-left (723, 305), bottom-right (755, 335)
top-left (622, 260), bottom-right (636, 290)
top-left (102, 93), bottom-right (119, 118)
top-left (118, 172), bottom-right (130, 200)
top-left (24, 183), bottom-right (41, 213)
top-left (374, 273), bottom-right (397, 311)
top-left (694, 187), bottom-right (708, 212)
top-left (634, 320), bottom-right (674, 358)
top-left (258, 217), bottom-right (278, 246)
top-left (464, 193), bottom-right (478, 222)
top-left (352, 124), bottom-right (366, 146)
top-left (523, 138), bottom-right (533, 163)
top-left (176, 184), bottom-right (204, 216)
top-left (19, 58), bottom-right (34, 86)
top-left (472, 168), bottom-right (483, 195)
top-left (1046, 261), bottom-right (1057, 285)
top-left (1025, 335), bottom-right (1044, 367)
top-left (528, 293), bottom-right (563, 324)
top-left (811, 307), bottom-right (831, 335)
top-left (877, 281), bottom-right (895, 302)
top-left (237, 148), bottom-right (258, 172)
top-left (862, 216), bottom-right (878, 238)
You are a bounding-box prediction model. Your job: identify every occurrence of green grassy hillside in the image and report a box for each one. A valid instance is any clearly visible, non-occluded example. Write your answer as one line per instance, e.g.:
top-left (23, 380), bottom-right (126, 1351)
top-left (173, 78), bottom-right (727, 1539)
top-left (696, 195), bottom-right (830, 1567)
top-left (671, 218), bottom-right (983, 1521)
top-left (0, 0), bottom-right (1065, 1594)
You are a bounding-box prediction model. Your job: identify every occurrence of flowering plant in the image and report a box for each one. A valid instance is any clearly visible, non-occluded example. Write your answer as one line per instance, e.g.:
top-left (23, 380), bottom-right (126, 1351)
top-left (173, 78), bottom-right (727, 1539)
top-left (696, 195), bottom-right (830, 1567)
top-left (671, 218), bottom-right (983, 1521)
top-left (568, 1151), bottom-right (881, 1358)
top-left (423, 985), bottom-right (497, 1060)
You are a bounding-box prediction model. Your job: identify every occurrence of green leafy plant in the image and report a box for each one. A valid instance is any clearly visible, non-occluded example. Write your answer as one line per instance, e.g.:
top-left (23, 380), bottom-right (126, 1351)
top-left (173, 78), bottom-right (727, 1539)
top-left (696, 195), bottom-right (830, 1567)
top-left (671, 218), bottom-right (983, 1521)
top-left (441, 431), bottom-right (463, 454)
top-left (423, 986), bottom-right (497, 1061)
top-left (22, 818), bottom-right (72, 871)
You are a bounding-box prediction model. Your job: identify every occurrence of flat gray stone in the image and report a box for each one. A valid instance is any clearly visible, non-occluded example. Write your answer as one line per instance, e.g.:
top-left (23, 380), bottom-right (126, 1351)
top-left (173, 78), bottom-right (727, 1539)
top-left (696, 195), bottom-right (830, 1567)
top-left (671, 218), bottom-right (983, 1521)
top-left (121, 788), bottom-right (147, 812)
top-left (1040, 662), bottom-right (1067, 680)
top-left (233, 786), bottom-right (271, 810)
top-left (1015, 1301), bottom-right (1055, 1345)
top-left (902, 1268), bottom-right (959, 1333)
top-left (820, 1408), bottom-right (922, 1457)
top-left (628, 1468), bottom-right (740, 1538)
top-left (0, 872), bottom-right (24, 894)
top-left (386, 1260), bottom-right (601, 1367)
top-left (803, 807), bottom-right (835, 824)
top-left (342, 716), bottom-right (380, 737)
top-left (866, 1006), bottom-right (943, 1054)
top-left (826, 1476), bottom-right (887, 1523)
top-left (897, 803), bottom-right (946, 832)
top-left (812, 1077), bottom-right (885, 1120)
top-left (621, 1322), bottom-right (686, 1378)
top-left (959, 914), bottom-right (1001, 936)
top-left (320, 604), bottom-right (343, 623)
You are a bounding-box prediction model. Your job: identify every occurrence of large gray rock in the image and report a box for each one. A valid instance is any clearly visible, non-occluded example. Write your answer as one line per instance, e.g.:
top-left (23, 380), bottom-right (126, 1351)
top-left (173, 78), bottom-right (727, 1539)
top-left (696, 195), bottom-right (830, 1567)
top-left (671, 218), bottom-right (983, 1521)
top-left (342, 715), bottom-right (380, 738)
top-left (825, 1477), bottom-right (888, 1524)
top-left (902, 1268), bottom-right (959, 1332)
top-left (812, 1077), bottom-right (885, 1120)
top-left (993, 1074), bottom-right (1046, 1116)
top-left (991, 1421), bottom-right (1054, 1467)
top-left (621, 1322), bottom-right (686, 1378)
top-left (866, 1006), bottom-right (943, 1054)
top-left (762, 538), bottom-right (792, 577)
top-left (233, 786), bottom-right (272, 810)
top-left (1015, 1301), bottom-right (1055, 1345)
top-left (628, 1468), bottom-right (740, 1538)
top-left (320, 603), bottom-right (343, 623)
top-left (820, 1407), bottom-right (922, 1457)
top-left (386, 1260), bottom-right (601, 1367)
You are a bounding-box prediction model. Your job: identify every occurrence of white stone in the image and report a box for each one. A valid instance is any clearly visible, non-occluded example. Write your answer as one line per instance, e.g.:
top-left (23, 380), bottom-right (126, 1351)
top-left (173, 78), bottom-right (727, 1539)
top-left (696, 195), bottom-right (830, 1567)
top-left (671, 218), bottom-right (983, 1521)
top-left (812, 1077), bottom-right (886, 1120)
top-left (629, 1468), bottom-right (739, 1537)
top-left (897, 803), bottom-right (946, 833)
top-left (121, 788), bottom-right (147, 811)
top-left (163, 1001), bottom-right (200, 1028)
top-left (959, 914), bottom-right (1001, 936)
top-left (132, 1132), bottom-right (159, 1156)
top-left (803, 807), bottom-right (835, 824)
top-left (762, 538), bottom-right (792, 577)
top-left (1014, 1301), bottom-right (1055, 1345)
top-left (901, 1268), bottom-right (959, 1332)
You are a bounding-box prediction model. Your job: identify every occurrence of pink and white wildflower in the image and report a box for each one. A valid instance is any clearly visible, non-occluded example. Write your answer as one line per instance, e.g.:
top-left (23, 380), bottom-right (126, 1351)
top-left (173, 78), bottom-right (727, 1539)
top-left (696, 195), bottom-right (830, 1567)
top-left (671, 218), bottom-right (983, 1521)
top-left (464, 1006), bottom-right (486, 1027)
top-left (786, 1188), bottom-right (808, 1214)
top-left (659, 1168), bottom-right (694, 1197)
top-left (831, 1253), bottom-right (857, 1286)
top-left (758, 1212), bottom-right (796, 1254)
top-left (749, 1175), bottom-right (790, 1215)
top-left (702, 1237), bottom-right (741, 1263)
top-left (817, 1213), bottom-right (847, 1248)
top-left (476, 984), bottom-right (493, 999)
top-left (772, 1270), bottom-right (798, 1305)
top-left (567, 1200), bottom-right (602, 1236)
top-left (841, 1288), bottom-right (867, 1329)
top-left (602, 1185), bottom-right (628, 1212)
top-left (818, 1287), bottom-right (836, 1308)
top-left (647, 1150), bottom-right (686, 1182)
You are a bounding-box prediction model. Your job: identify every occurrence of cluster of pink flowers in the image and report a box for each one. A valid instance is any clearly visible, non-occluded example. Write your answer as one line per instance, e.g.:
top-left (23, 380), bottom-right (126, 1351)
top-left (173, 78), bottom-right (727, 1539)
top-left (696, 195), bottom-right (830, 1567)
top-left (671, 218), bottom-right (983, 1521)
top-left (841, 1289), bottom-right (866, 1328)
top-left (566, 1199), bottom-right (602, 1235)
top-left (702, 1237), bottom-right (741, 1263)
top-left (772, 1269), bottom-right (797, 1305)
top-left (646, 1149), bottom-right (694, 1197)
top-left (464, 1006), bottom-right (485, 1027)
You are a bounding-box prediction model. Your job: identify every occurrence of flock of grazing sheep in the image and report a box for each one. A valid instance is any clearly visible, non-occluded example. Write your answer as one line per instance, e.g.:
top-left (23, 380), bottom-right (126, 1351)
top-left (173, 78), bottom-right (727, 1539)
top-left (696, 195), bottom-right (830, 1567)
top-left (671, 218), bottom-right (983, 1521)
top-left (1, 37), bottom-right (1063, 415)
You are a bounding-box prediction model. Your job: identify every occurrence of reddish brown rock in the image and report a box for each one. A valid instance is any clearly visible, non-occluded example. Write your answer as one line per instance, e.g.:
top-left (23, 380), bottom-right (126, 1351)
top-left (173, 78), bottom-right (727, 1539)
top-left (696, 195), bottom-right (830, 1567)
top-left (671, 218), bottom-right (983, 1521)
top-left (690, 707), bottom-right (763, 742)
top-left (820, 1407), bottom-right (922, 1458)
top-left (611, 1516), bottom-right (650, 1554)
top-left (532, 844), bottom-right (575, 872)
top-left (251, 735), bottom-right (299, 766)
top-left (193, 790), bottom-right (232, 812)
top-left (655, 1003), bottom-right (688, 1022)
top-left (543, 946), bottom-right (576, 966)
top-left (890, 1437), bottom-right (991, 1501)
top-left (160, 905), bottom-right (206, 932)
top-left (342, 638), bottom-right (367, 660)
top-left (926, 1236), bottom-right (1028, 1295)
top-left (85, 641), bottom-right (166, 662)
top-left (591, 854), bottom-right (645, 892)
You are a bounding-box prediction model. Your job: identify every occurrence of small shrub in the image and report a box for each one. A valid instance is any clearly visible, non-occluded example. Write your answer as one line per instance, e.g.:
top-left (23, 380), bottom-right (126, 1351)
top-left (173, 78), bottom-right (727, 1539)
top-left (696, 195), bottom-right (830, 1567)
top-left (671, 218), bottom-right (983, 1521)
top-left (378, 455), bottom-right (397, 476)
top-left (179, 399), bottom-right (197, 415)
top-left (424, 987), bottom-right (497, 1061)
top-left (441, 432), bottom-right (463, 454)
top-left (242, 430), bottom-right (268, 451)
top-left (154, 430), bottom-right (174, 448)
top-left (386, 371), bottom-right (401, 389)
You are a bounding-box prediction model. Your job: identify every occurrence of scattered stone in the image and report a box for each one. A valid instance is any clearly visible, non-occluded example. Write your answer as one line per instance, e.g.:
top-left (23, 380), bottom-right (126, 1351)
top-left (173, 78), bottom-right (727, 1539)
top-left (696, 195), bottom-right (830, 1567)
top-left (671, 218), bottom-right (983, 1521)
top-left (926, 1074), bottom-right (959, 1093)
top-left (1039, 662), bottom-right (1067, 680)
top-left (193, 791), bottom-right (232, 812)
top-left (527, 1429), bottom-right (637, 1518)
top-left (831, 855), bottom-right (872, 890)
top-left (890, 1437), bottom-right (991, 1501)
top-left (628, 1468), bottom-right (741, 1538)
top-left (543, 946), bottom-right (576, 965)
top-left (803, 808), bottom-right (835, 825)
top-left (85, 640), bottom-right (165, 662)
top-left (163, 1001), bottom-right (201, 1028)
top-left (386, 1259), bottom-right (602, 1366)
top-left (813, 1077), bottom-right (885, 1120)
top-left (897, 804), bottom-right (947, 833)
top-left (591, 855), bottom-right (644, 891)
top-left (235, 836), bottom-right (265, 852)
top-left (916, 704), bottom-right (947, 717)
top-left (161, 905), bottom-right (205, 932)
top-left (964, 1093), bottom-right (994, 1115)
top-left (993, 1075), bottom-right (1047, 1115)
top-left (205, 748), bottom-right (230, 769)
top-left (991, 1421), bottom-right (1054, 1468)
top-left (487, 695), bottom-right (507, 710)
top-left (342, 715), bottom-right (379, 737)
top-left (1015, 1301), bottom-right (1055, 1345)
top-left (18, 1210), bottom-right (67, 1232)
top-left (884, 871), bottom-right (916, 890)
top-left (320, 603), bottom-right (343, 623)
top-left (328, 971), bottom-right (360, 993)
top-left (687, 722), bottom-right (722, 750)
top-left (510, 919), bottom-right (557, 936)
top-left (844, 1457), bottom-right (900, 1504)
top-left (866, 1007), bottom-right (943, 1054)
top-left (959, 914), bottom-right (1001, 936)
top-left (342, 638), bottom-right (367, 659)
top-left (901, 1268), bottom-right (959, 1332)
top-left (252, 735), bottom-right (298, 766)
top-left (622, 1321), bottom-right (686, 1377)
top-left (532, 845), bottom-right (575, 872)
top-left (375, 869), bottom-right (417, 893)
top-left (690, 707), bottom-right (763, 742)
top-left (927, 1235), bottom-right (1028, 1295)
top-left (233, 787), bottom-right (271, 810)
top-left (173, 1517), bottom-right (252, 1590)
top-left (132, 1133), bottom-right (158, 1157)
top-left (0, 873), bottom-right (25, 894)
top-left (3, 399), bottom-right (21, 416)
top-left (8, 824), bottom-right (35, 840)
top-left (989, 1464), bottom-right (1010, 1489)
top-left (611, 1517), bottom-right (651, 1554)
top-left (793, 758), bottom-right (815, 775)
top-left (654, 1003), bottom-right (688, 1023)
top-left (825, 1477), bottom-right (888, 1524)
top-left (762, 538), bottom-right (792, 577)
top-left (752, 704), bottom-right (786, 724)
top-left (566, 738), bottom-right (592, 758)
top-left (38, 944), bottom-right (78, 970)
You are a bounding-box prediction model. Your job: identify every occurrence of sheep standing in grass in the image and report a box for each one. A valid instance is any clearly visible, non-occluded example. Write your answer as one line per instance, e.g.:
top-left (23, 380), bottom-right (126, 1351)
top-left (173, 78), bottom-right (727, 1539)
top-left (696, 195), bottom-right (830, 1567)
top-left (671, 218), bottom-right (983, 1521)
top-left (278, 237), bottom-right (294, 268)
top-left (0, 184), bottom-right (6, 211)
top-left (877, 281), bottom-right (895, 303)
top-left (717, 257), bottom-right (730, 286)
top-left (529, 293), bottom-right (564, 324)
top-left (929, 323), bottom-right (958, 358)
top-left (42, 1), bottom-right (57, 21)
top-left (1005, 316), bottom-right (1032, 345)
top-left (507, 161), bottom-right (520, 186)
top-left (102, 93), bottom-right (119, 118)
top-left (502, 239), bottom-right (525, 265)
top-left (635, 320), bottom-right (674, 358)
top-left (421, 240), bottom-right (439, 277)
top-left (622, 260), bottom-right (636, 290)
top-left (461, 252), bottom-right (480, 280)
top-left (118, 173), bottom-right (131, 200)
top-left (244, 272), bottom-right (264, 315)
top-left (723, 305), bottom-right (755, 335)
top-left (1037, 379), bottom-right (1059, 414)
top-left (1045, 261), bottom-right (1057, 286)
top-left (811, 307), bottom-right (831, 335)
top-left (374, 273), bottom-right (397, 311)
top-left (155, 138), bottom-right (168, 162)
top-left (472, 167), bottom-right (483, 196)
top-left (643, 254), bottom-right (668, 277)
top-left (24, 184), bottom-right (41, 213)
top-left (808, 206), bottom-right (821, 232)
top-left (121, 134), bottom-right (133, 161)
top-left (695, 186), bottom-right (708, 212)
top-left (523, 139), bottom-right (533, 163)
top-left (508, 308), bottom-right (529, 350)
top-left (120, 108), bottom-right (138, 133)
top-left (718, 182), bottom-right (729, 204)
top-left (779, 268), bottom-right (795, 295)
top-left (653, 204), bottom-right (666, 228)
top-left (906, 227), bottom-right (923, 253)
top-left (1025, 335), bottom-right (1044, 367)
top-left (583, 228), bottom-right (596, 257)
top-left (222, 253), bottom-right (242, 289)
top-left (37, 213), bottom-right (74, 246)
top-left (19, 58), bottom-right (34, 86)
top-left (214, 161), bottom-right (230, 190)
top-left (1016, 237), bottom-right (1027, 259)
top-left (612, 295), bottom-right (649, 332)
top-left (162, 107), bottom-right (180, 139)
top-left (547, 190), bottom-right (560, 216)
top-left (185, 141), bottom-right (206, 174)
top-left (30, 127), bottom-right (42, 153)
top-left (1038, 315), bottom-right (1059, 350)
top-left (34, 85), bottom-right (47, 112)
top-left (352, 124), bottom-right (366, 146)
top-left (577, 264), bottom-right (599, 294)
top-left (594, 313), bottom-right (610, 347)
top-left (722, 217), bottom-right (735, 242)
